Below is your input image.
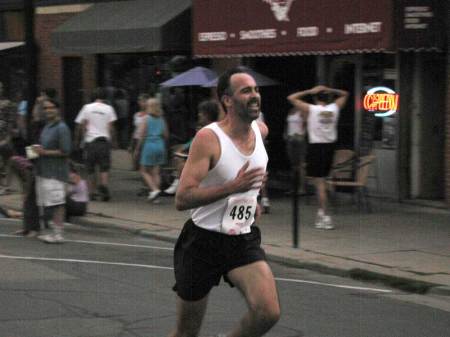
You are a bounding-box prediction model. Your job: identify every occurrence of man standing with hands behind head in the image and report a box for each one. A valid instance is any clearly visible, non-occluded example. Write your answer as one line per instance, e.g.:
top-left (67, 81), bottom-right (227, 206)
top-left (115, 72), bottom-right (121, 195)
top-left (288, 85), bottom-right (349, 230)
top-left (168, 67), bottom-right (280, 337)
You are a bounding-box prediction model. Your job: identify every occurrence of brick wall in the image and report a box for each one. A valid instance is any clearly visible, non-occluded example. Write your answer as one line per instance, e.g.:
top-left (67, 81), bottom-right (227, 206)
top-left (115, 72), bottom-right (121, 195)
top-left (35, 10), bottom-right (97, 106)
top-left (35, 12), bottom-right (73, 99)
top-left (82, 55), bottom-right (97, 103)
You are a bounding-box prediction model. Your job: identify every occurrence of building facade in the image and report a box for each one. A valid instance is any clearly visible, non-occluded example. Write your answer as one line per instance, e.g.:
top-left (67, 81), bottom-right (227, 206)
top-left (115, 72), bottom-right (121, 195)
top-left (0, 0), bottom-right (192, 132)
top-left (193, 0), bottom-right (449, 206)
top-left (0, 0), bottom-right (448, 205)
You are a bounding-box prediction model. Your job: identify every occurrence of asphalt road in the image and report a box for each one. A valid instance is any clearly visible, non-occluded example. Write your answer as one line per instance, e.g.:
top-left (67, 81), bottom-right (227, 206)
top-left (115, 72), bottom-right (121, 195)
top-left (0, 220), bottom-right (449, 337)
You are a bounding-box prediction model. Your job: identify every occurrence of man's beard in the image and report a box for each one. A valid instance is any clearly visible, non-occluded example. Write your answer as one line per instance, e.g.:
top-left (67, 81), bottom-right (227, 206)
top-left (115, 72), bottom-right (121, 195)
top-left (236, 98), bottom-right (260, 122)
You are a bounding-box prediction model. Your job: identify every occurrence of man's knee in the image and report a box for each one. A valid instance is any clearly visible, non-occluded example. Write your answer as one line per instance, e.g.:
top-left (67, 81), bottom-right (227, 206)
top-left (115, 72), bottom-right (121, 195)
top-left (250, 298), bottom-right (281, 327)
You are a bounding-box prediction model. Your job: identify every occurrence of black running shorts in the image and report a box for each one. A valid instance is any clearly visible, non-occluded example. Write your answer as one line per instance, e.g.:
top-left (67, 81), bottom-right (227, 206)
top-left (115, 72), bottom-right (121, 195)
top-left (84, 138), bottom-right (111, 173)
top-left (306, 143), bottom-right (335, 177)
top-left (172, 219), bottom-right (266, 301)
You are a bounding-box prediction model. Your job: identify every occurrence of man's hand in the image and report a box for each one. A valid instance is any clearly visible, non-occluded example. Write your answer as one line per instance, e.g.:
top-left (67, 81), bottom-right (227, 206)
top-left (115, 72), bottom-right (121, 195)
top-left (232, 162), bottom-right (265, 194)
top-left (310, 85), bottom-right (327, 94)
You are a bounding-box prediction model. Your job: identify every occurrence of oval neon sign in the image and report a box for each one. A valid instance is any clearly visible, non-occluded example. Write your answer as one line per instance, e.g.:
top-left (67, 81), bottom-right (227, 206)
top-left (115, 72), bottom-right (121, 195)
top-left (363, 86), bottom-right (399, 117)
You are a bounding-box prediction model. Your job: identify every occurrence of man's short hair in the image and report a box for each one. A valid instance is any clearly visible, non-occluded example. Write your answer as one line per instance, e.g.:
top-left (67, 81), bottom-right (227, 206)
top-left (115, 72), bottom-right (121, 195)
top-left (314, 91), bottom-right (330, 104)
top-left (44, 88), bottom-right (57, 99)
top-left (198, 99), bottom-right (219, 122)
top-left (217, 66), bottom-right (250, 112)
top-left (43, 98), bottom-right (60, 109)
top-left (91, 87), bottom-right (107, 101)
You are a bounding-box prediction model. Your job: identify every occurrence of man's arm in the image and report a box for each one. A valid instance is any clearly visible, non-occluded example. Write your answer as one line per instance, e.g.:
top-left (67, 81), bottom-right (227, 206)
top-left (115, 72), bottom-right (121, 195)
top-left (33, 124), bottom-right (71, 157)
top-left (287, 85), bottom-right (327, 118)
top-left (257, 120), bottom-right (269, 140)
top-left (287, 89), bottom-right (312, 117)
top-left (74, 107), bottom-right (86, 147)
top-left (325, 87), bottom-right (349, 109)
top-left (74, 122), bottom-right (85, 148)
top-left (175, 129), bottom-right (265, 211)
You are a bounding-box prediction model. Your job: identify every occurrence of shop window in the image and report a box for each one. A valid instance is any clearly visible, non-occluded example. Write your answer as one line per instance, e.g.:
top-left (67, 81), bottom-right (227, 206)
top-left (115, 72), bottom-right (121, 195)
top-left (362, 54), bottom-right (397, 149)
top-left (98, 54), bottom-right (209, 144)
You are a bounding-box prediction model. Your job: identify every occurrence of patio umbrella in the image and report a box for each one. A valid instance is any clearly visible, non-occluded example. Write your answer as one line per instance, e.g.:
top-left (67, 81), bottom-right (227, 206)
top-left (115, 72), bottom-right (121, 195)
top-left (160, 66), bottom-right (217, 87)
top-left (202, 66), bottom-right (280, 87)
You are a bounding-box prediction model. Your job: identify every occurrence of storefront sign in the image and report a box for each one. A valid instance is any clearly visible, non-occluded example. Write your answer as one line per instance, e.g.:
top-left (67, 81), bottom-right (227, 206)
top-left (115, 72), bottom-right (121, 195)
top-left (397, 0), bottom-right (445, 50)
top-left (193, 0), bottom-right (393, 57)
top-left (363, 87), bottom-right (399, 117)
top-left (193, 0), bottom-right (445, 57)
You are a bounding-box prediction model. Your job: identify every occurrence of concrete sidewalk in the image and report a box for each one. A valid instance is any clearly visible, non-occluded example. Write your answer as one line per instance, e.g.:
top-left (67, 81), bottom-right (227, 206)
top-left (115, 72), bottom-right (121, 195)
top-left (1, 150), bottom-right (449, 295)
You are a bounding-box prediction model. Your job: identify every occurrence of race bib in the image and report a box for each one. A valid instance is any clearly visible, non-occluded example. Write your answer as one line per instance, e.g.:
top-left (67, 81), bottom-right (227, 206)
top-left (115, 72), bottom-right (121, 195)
top-left (221, 196), bottom-right (257, 235)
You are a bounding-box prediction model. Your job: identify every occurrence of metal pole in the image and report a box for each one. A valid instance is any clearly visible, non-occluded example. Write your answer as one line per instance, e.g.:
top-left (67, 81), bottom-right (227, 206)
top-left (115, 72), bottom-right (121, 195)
top-left (24, 0), bottom-right (37, 144)
top-left (292, 167), bottom-right (300, 248)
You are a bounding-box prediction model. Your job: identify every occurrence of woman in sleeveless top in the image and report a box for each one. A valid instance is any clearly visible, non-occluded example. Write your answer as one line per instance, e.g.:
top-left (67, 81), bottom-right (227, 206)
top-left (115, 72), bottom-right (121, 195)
top-left (135, 98), bottom-right (168, 202)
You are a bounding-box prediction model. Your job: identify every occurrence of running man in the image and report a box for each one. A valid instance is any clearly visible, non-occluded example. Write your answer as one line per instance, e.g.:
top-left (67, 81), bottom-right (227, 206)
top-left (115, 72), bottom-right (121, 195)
top-left (168, 67), bottom-right (280, 337)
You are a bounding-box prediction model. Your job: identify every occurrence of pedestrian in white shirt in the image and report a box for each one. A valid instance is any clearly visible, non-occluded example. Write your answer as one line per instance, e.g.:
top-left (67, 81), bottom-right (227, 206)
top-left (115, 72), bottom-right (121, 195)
top-left (75, 88), bottom-right (117, 201)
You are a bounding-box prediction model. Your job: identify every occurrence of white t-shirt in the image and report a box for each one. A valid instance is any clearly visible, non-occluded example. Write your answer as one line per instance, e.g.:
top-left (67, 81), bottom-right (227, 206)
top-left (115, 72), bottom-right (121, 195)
top-left (307, 103), bottom-right (340, 143)
top-left (286, 111), bottom-right (305, 136)
top-left (75, 102), bottom-right (117, 143)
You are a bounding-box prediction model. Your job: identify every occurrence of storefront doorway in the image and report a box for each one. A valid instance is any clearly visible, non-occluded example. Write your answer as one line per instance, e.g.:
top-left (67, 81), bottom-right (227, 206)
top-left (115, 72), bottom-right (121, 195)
top-left (408, 53), bottom-right (446, 200)
top-left (63, 57), bottom-right (83, 132)
top-left (323, 54), bottom-right (400, 198)
top-left (327, 56), bottom-right (357, 150)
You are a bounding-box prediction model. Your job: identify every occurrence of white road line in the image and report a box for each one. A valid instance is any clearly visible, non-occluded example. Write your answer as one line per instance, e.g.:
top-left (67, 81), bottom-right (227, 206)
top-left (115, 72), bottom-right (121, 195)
top-left (275, 277), bottom-right (392, 293)
top-left (0, 234), bottom-right (18, 238)
top-left (62, 239), bottom-right (174, 250)
top-left (0, 234), bottom-right (173, 251)
top-left (0, 254), bottom-right (392, 293)
top-left (0, 254), bottom-right (173, 270)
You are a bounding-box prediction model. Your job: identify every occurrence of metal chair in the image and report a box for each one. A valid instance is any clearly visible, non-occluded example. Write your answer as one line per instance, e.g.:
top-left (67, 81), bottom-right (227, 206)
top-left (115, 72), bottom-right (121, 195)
top-left (326, 154), bottom-right (376, 212)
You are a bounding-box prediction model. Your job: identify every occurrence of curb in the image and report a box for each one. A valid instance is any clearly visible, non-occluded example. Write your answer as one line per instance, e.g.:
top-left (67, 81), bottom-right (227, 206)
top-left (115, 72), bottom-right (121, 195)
top-left (264, 253), bottom-right (439, 295)
top-left (69, 215), bottom-right (448, 296)
top-left (427, 286), bottom-right (450, 296)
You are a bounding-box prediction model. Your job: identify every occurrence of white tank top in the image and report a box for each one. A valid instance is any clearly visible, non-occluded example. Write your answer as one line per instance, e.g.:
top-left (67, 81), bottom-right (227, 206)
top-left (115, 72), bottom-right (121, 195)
top-left (286, 112), bottom-right (305, 136)
top-left (191, 121), bottom-right (268, 234)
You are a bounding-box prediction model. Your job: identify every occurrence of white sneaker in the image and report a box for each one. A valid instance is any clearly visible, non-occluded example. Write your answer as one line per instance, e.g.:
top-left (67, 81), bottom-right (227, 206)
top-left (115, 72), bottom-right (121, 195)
top-left (38, 233), bottom-right (64, 243)
top-left (164, 179), bottom-right (179, 195)
top-left (147, 189), bottom-right (161, 201)
top-left (314, 215), bottom-right (335, 230)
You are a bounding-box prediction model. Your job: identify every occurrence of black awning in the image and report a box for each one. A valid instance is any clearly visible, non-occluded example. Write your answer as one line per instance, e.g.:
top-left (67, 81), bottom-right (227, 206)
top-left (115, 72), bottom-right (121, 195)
top-left (0, 41), bottom-right (24, 52)
top-left (52, 0), bottom-right (191, 55)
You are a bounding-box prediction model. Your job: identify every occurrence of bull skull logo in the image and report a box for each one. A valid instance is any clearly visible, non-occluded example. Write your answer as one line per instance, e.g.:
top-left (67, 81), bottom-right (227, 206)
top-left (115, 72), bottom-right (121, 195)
top-left (262, 0), bottom-right (295, 22)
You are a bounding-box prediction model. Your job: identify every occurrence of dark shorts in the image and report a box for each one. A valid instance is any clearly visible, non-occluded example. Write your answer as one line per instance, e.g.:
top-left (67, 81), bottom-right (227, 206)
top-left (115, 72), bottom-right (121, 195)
top-left (84, 138), bottom-right (111, 173)
top-left (286, 135), bottom-right (306, 167)
top-left (173, 219), bottom-right (266, 301)
top-left (306, 143), bottom-right (335, 177)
